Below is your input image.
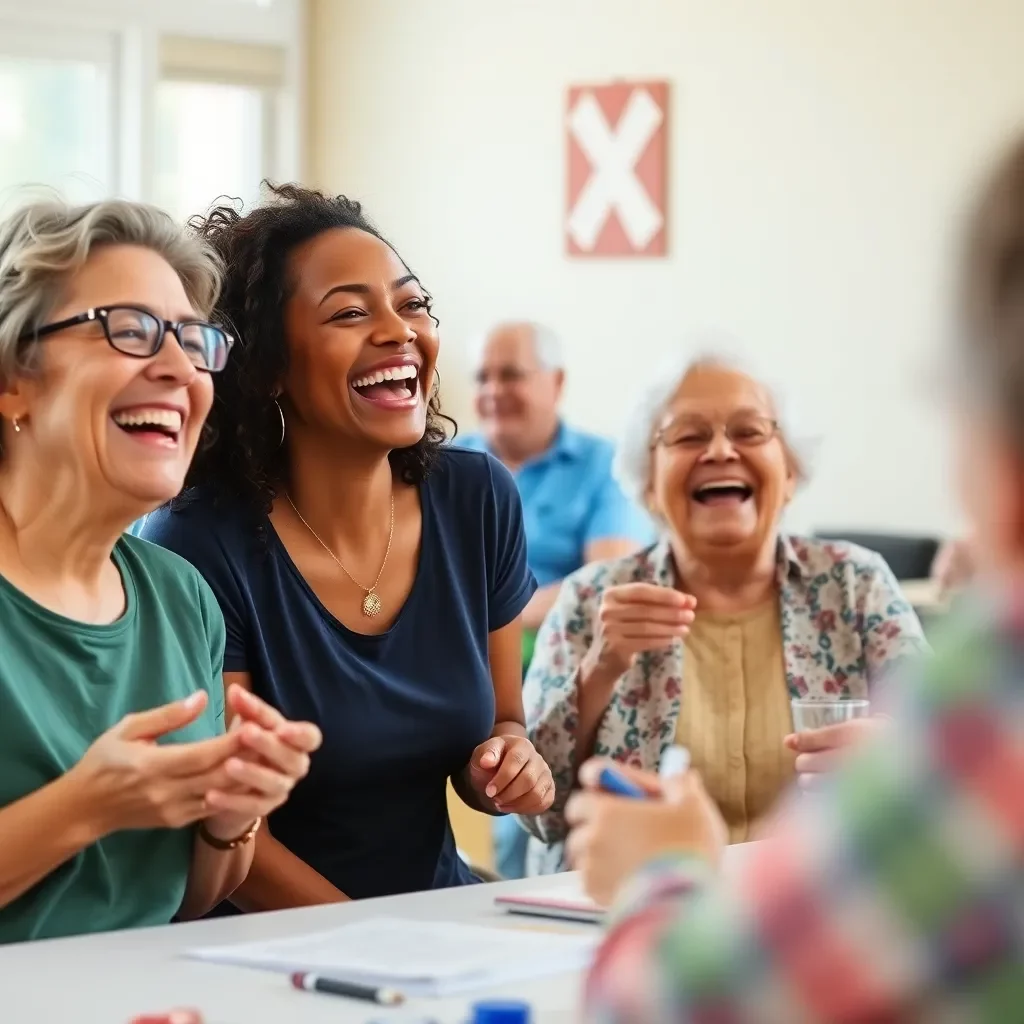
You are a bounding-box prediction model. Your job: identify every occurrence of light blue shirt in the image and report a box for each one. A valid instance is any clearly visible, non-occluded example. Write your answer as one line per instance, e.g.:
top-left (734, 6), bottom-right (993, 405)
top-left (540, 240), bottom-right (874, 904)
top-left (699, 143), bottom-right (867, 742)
top-left (458, 423), bottom-right (654, 587)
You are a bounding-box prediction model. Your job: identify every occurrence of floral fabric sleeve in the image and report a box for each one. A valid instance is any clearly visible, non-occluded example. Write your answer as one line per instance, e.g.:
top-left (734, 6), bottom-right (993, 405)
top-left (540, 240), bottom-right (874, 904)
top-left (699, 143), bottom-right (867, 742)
top-left (859, 552), bottom-right (930, 690)
top-left (521, 576), bottom-right (594, 844)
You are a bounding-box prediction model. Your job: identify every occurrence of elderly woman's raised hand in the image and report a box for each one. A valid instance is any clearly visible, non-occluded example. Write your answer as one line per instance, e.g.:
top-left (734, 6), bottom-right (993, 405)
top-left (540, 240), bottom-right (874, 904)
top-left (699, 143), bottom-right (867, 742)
top-left (581, 583), bottom-right (696, 686)
top-left (67, 688), bottom-right (320, 838)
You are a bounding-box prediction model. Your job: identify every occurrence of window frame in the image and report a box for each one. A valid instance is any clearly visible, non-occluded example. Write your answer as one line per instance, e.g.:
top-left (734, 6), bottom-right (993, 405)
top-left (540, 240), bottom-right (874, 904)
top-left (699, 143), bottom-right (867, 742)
top-left (151, 76), bottom-right (279, 221)
top-left (0, 24), bottom-right (120, 199)
top-left (0, 0), bottom-right (303, 205)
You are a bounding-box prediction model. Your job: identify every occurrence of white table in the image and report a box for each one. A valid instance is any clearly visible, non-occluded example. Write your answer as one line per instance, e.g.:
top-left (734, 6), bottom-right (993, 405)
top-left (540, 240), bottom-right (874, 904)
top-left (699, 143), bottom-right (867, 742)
top-left (0, 847), bottom-right (754, 1024)
top-left (0, 874), bottom-right (589, 1024)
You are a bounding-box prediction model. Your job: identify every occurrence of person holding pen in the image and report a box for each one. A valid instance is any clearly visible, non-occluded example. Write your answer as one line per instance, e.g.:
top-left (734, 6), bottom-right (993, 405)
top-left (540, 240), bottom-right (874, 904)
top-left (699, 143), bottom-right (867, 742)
top-left (0, 196), bottom-right (319, 944)
top-left (571, 134), bottom-right (1024, 1022)
top-left (522, 346), bottom-right (925, 874)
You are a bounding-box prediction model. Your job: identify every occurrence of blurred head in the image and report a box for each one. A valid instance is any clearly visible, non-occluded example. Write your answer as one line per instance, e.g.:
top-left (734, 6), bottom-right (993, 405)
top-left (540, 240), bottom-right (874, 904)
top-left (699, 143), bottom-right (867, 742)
top-left (953, 135), bottom-right (1024, 574)
top-left (471, 321), bottom-right (564, 458)
top-left (0, 198), bottom-right (223, 513)
top-left (616, 349), bottom-right (811, 566)
top-left (186, 184), bottom-right (451, 514)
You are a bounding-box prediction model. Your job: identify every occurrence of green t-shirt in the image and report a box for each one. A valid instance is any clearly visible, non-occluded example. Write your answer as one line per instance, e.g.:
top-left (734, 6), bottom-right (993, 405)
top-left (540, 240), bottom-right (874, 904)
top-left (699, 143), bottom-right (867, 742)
top-left (0, 534), bottom-right (225, 944)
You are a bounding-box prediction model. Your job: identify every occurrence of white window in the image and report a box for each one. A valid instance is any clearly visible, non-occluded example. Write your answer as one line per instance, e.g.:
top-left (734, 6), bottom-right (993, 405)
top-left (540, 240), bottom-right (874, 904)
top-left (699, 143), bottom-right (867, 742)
top-left (0, 2), bottom-right (301, 215)
top-left (0, 29), bottom-right (116, 210)
top-left (152, 36), bottom-right (286, 222)
top-left (153, 80), bottom-right (269, 221)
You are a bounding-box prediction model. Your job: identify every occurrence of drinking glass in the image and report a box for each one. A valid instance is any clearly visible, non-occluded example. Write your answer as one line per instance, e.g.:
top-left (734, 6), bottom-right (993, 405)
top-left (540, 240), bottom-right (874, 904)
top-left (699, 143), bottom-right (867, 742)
top-left (790, 698), bottom-right (871, 732)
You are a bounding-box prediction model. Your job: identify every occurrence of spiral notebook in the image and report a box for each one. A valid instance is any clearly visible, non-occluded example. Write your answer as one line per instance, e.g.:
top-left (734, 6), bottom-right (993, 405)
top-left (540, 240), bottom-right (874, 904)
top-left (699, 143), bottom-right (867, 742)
top-left (186, 916), bottom-right (598, 997)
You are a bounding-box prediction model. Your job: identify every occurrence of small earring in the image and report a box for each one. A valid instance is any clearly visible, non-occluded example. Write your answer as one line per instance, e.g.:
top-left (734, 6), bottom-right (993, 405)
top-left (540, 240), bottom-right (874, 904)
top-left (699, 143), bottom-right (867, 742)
top-left (11, 417), bottom-right (20, 434)
top-left (274, 399), bottom-right (286, 449)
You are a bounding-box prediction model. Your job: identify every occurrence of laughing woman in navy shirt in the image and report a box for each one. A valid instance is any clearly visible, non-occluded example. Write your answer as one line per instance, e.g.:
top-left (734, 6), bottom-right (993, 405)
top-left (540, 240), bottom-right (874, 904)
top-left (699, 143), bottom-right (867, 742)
top-left (142, 184), bottom-right (554, 907)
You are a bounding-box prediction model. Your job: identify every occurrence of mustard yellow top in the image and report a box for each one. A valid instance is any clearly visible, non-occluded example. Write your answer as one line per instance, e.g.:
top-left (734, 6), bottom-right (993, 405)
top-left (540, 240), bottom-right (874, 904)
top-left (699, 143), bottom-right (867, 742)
top-left (674, 600), bottom-right (796, 842)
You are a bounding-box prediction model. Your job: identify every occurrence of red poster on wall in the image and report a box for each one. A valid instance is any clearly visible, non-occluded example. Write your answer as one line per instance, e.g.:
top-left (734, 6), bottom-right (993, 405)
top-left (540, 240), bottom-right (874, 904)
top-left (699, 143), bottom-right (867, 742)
top-left (566, 80), bottom-right (669, 257)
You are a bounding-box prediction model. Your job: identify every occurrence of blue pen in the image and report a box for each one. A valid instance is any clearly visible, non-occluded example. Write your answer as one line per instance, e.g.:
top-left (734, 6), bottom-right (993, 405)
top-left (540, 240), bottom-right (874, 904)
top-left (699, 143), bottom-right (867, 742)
top-left (598, 746), bottom-right (691, 799)
top-left (597, 765), bottom-right (647, 798)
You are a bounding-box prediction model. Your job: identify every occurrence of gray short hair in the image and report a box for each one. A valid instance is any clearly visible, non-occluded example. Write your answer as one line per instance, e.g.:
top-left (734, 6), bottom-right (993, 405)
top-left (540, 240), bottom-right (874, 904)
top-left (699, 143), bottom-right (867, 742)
top-left (528, 323), bottom-right (564, 370)
top-left (469, 320), bottom-right (565, 370)
top-left (614, 343), bottom-right (818, 505)
top-left (0, 196), bottom-right (222, 384)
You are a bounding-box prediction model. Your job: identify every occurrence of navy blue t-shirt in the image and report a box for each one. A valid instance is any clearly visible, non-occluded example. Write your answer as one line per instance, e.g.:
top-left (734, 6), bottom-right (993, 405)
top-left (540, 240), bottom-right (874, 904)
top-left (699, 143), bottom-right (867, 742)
top-left (141, 447), bottom-right (536, 900)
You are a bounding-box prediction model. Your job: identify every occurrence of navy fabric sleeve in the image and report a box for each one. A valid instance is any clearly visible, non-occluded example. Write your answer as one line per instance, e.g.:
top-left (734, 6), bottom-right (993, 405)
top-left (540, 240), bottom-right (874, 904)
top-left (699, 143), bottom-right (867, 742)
top-left (140, 505), bottom-right (250, 673)
top-left (484, 454), bottom-right (537, 631)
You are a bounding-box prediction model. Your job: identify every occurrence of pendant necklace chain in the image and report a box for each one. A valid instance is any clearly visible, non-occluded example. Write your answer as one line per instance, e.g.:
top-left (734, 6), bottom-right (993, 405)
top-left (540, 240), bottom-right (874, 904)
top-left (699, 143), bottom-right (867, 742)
top-left (285, 491), bottom-right (395, 618)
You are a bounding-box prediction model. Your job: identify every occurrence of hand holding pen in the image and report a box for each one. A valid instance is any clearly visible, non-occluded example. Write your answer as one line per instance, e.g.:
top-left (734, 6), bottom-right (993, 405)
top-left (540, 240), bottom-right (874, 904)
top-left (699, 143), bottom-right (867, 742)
top-left (563, 747), bottom-right (728, 907)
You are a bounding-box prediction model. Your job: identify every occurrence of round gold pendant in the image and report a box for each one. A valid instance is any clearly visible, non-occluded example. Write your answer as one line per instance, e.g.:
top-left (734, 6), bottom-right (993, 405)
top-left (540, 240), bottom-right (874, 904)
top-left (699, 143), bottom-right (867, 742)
top-left (362, 591), bottom-right (382, 617)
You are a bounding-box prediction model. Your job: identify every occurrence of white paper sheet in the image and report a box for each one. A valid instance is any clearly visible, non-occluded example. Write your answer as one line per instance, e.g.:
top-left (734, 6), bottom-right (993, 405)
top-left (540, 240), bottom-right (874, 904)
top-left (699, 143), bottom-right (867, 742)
top-left (186, 916), bottom-right (599, 997)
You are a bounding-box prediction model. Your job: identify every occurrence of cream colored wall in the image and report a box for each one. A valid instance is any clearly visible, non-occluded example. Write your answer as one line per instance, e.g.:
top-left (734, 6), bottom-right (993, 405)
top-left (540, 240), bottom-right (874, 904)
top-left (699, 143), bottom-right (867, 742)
top-left (307, 0), bottom-right (1024, 535)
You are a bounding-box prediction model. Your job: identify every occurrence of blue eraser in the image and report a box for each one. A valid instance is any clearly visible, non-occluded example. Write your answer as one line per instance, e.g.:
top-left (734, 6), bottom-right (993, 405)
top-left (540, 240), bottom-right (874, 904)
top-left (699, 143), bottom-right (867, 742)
top-left (597, 765), bottom-right (646, 799)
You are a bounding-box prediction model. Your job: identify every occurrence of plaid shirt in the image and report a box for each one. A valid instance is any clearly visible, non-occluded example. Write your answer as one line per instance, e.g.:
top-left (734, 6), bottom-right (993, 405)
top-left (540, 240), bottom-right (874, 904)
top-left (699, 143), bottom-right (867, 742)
top-left (585, 590), bottom-right (1024, 1023)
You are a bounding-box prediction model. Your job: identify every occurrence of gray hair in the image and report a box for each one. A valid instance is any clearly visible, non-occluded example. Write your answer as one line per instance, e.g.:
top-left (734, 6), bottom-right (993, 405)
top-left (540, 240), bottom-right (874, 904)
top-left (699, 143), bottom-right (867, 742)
top-left (0, 196), bottom-right (222, 384)
top-left (469, 320), bottom-right (565, 370)
top-left (614, 343), bottom-right (818, 506)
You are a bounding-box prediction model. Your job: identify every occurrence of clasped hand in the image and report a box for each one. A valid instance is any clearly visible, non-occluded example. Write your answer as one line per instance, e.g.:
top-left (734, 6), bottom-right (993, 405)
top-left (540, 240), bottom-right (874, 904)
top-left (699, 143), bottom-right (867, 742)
top-left (584, 583), bottom-right (696, 679)
top-left (70, 684), bottom-right (322, 841)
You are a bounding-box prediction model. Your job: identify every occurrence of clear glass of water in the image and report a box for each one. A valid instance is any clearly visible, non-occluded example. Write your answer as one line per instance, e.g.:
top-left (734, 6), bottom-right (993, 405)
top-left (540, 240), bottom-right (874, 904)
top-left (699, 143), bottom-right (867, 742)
top-left (790, 698), bottom-right (871, 732)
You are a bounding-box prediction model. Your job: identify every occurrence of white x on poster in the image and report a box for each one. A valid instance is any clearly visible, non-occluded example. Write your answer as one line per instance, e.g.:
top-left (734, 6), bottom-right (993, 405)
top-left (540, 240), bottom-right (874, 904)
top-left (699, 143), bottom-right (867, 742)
top-left (567, 87), bottom-right (664, 253)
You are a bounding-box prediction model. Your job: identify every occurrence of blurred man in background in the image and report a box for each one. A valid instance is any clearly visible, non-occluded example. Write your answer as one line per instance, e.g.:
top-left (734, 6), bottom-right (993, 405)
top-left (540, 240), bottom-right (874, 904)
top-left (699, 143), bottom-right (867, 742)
top-left (461, 320), bottom-right (653, 878)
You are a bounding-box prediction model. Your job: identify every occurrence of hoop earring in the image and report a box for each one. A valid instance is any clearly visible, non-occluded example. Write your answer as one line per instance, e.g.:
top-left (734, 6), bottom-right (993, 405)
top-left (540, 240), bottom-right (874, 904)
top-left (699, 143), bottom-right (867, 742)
top-left (274, 399), bottom-right (286, 449)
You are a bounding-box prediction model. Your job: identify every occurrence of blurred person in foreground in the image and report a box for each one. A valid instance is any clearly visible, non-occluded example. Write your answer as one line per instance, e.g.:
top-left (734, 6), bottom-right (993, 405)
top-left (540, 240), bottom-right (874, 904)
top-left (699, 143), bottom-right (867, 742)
top-left (569, 136), bottom-right (1024, 1022)
top-left (522, 348), bottom-right (925, 875)
top-left (461, 320), bottom-right (652, 878)
top-left (0, 198), bottom-right (318, 944)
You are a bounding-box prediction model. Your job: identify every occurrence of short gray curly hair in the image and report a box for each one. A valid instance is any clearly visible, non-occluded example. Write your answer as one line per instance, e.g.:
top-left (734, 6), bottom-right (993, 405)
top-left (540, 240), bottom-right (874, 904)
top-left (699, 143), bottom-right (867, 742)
top-left (0, 195), bottom-right (222, 384)
top-left (614, 343), bottom-right (818, 506)
top-left (467, 321), bottom-right (565, 371)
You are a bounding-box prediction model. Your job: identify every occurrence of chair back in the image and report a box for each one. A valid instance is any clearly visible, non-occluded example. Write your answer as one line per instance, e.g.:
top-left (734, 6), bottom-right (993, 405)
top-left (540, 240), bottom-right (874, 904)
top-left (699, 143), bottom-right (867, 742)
top-left (812, 531), bottom-right (939, 581)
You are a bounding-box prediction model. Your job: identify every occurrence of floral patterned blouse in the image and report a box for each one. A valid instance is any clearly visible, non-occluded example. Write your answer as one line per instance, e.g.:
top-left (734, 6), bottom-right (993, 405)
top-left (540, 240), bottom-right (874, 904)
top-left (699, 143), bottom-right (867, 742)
top-left (520, 535), bottom-right (927, 873)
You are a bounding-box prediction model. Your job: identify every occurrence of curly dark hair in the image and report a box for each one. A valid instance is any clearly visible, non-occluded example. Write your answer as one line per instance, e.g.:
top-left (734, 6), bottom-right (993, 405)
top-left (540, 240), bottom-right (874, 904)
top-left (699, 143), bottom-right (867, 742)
top-left (180, 182), bottom-right (454, 517)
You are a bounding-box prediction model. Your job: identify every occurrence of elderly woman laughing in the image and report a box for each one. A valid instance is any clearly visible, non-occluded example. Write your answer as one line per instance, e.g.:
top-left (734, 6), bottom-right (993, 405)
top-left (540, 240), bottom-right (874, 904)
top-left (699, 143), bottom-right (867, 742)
top-left (521, 350), bottom-right (926, 872)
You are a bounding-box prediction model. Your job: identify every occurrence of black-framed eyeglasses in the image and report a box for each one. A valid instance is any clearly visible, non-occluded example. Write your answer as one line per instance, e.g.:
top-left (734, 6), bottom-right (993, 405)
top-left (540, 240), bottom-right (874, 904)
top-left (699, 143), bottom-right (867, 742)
top-left (18, 305), bottom-right (234, 373)
top-left (654, 414), bottom-right (779, 450)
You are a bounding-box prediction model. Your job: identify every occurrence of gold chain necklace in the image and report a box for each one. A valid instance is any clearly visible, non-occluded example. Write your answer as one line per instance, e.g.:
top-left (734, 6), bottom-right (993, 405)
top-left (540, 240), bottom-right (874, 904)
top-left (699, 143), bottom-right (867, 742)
top-left (285, 492), bottom-right (395, 617)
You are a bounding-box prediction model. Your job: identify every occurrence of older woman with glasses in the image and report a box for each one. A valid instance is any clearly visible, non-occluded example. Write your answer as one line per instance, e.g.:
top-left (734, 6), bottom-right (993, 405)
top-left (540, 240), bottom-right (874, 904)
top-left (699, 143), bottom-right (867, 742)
top-left (521, 350), bottom-right (927, 873)
top-left (0, 197), bottom-right (319, 943)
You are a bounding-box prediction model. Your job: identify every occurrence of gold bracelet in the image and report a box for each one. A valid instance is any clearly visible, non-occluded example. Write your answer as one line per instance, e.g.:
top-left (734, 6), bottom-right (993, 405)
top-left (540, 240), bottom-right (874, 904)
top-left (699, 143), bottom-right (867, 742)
top-left (198, 816), bottom-right (262, 850)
